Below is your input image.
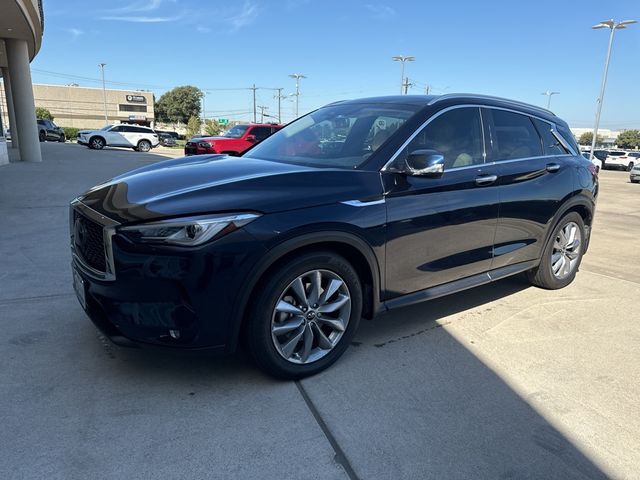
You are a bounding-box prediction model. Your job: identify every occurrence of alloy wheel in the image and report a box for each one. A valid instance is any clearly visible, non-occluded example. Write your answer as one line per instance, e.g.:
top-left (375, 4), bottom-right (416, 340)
top-left (551, 221), bottom-right (582, 279)
top-left (271, 269), bottom-right (351, 364)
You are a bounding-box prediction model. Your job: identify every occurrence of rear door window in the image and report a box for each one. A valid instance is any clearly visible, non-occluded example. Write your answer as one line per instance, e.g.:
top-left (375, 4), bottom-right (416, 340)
top-left (490, 109), bottom-right (543, 161)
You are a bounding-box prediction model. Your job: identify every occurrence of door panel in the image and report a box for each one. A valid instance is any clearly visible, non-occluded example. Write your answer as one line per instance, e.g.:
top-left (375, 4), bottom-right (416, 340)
top-left (382, 106), bottom-right (499, 298)
top-left (491, 157), bottom-right (575, 268)
top-left (384, 168), bottom-right (499, 297)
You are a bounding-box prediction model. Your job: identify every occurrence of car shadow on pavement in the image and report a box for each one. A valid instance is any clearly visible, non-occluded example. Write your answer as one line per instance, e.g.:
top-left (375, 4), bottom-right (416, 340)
top-left (297, 274), bottom-right (610, 479)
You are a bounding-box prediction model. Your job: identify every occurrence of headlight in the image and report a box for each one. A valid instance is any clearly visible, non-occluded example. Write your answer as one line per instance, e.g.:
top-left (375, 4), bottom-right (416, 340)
top-left (119, 213), bottom-right (260, 246)
top-left (198, 141), bottom-right (212, 148)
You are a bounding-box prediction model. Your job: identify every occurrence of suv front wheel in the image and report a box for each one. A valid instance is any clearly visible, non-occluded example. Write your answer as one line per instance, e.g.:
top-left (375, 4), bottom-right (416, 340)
top-left (247, 251), bottom-right (362, 379)
top-left (527, 212), bottom-right (585, 289)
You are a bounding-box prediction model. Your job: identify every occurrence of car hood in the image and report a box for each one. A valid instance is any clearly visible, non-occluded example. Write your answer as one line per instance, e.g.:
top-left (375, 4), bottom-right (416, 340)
top-left (77, 155), bottom-right (383, 224)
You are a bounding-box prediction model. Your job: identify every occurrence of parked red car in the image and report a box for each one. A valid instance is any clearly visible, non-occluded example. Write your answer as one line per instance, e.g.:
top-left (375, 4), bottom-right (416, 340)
top-left (184, 123), bottom-right (283, 156)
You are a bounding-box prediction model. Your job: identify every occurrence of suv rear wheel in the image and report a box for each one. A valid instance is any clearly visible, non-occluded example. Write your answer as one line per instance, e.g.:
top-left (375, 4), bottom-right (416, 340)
top-left (527, 212), bottom-right (585, 289)
top-left (136, 139), bottom-right (152, 153)
top-left (247, 251), bottom-right (362, 379)
top-left (38, 131), bottom-right (45, 142)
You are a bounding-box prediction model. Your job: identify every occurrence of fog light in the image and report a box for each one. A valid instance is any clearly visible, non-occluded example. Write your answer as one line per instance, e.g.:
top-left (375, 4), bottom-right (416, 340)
top-left (169, 329), bottom-right (181, 339)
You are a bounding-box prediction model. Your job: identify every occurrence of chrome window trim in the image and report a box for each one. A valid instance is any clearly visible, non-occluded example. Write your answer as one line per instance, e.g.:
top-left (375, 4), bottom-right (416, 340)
top-left (341, 199), bottom-right (386, 207)
top-left (70, 198), bottom-right (119, 282)
top-left (381, 103), bottom-right (576, 172)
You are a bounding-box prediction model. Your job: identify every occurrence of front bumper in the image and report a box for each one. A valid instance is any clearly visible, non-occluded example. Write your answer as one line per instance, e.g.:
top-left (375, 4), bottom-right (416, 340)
top-left (71, 203), bottom-right (267, 351)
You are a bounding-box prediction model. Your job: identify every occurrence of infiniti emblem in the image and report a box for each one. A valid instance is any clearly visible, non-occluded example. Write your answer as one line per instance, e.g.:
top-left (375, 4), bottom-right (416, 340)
top-left (74, 218), bottom-right (88, 247)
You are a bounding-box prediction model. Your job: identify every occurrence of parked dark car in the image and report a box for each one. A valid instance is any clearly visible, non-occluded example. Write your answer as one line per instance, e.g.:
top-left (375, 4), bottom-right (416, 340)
top-left (37, 119), bottom-right (65, 142)
top-left (70, 94), bottom-right (598, 378)
top-left (158, 133), bottom-right (176, 147)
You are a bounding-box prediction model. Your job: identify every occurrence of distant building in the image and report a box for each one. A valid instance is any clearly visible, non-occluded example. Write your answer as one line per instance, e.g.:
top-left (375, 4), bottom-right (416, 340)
top-left (0, 83), bottom-right (156, 129)
top-left (570, 127), bottom-right (626, 147)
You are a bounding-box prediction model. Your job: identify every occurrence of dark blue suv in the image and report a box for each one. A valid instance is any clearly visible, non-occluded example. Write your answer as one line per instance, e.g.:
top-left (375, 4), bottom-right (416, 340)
top-left (70, 94), bottom-right (598, 378)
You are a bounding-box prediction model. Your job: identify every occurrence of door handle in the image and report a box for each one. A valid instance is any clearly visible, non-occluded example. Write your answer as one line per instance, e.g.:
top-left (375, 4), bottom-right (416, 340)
top-left (475, 174), bottom-right (498, 186)
top-left (546, 163), bottom-right (560, 173)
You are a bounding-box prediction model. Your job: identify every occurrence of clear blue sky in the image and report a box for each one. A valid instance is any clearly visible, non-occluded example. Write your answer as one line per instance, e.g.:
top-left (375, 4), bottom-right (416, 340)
top-left (33, 0), bottom-right (639, 127)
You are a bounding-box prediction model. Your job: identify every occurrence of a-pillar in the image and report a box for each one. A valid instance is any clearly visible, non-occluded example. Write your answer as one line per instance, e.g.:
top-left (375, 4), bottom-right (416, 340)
top-left (5, 39), bottom-right (41, 162)
top-left (1, 66), bottom-right (19, 150)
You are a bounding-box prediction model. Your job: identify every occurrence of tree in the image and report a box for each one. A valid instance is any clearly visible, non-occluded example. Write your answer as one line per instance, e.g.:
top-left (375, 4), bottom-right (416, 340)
top-left (185, 116), bottom-right (202, 140)
top-left (616, 130), bottom-right (640, 150)
top-left (155, 86), bottom-right (202, 124)
top-left (578, 131), bottom-right (603, 146)
top-left (35, 107), bottom-right (54, 121)
top-left (204, 119), bottom-right (224, 137)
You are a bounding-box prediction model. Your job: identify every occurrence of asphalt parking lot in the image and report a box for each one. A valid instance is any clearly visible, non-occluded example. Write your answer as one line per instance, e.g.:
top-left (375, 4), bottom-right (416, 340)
top-left (1, 142), bottom-right (639, 479)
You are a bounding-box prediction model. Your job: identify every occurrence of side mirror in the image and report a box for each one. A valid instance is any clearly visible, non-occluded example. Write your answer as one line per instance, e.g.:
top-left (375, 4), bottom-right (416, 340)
top-left (246, 134), bottom-right (257, 142)
top-left (405, 149), bottom-right (445, 177)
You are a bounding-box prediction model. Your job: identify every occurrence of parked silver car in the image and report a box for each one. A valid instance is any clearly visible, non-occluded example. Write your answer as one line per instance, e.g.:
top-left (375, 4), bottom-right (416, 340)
top-left (630, 163), bottom-right (640, 183)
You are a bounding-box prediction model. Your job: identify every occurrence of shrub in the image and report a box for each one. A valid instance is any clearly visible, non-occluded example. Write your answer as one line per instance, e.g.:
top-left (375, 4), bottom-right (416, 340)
top-left (62, 127), bottom-right (80, 141)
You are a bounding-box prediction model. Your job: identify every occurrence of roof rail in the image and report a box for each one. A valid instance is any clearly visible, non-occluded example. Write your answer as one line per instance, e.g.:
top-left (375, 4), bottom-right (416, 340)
top-left (428, 93), bottom-right (556, 116)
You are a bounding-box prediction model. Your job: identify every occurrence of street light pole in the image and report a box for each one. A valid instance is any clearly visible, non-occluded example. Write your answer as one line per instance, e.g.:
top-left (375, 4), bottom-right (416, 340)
top-left (541, 90), bottom-right (559, 109)
top-left (392, 55), bottom-right (415, 95)
top-left (288, 74), bottom-right (306, 118)
top-left (98, 63), bottom-right (108, 124)
top-left (589, 19), bottom-right (637, 160)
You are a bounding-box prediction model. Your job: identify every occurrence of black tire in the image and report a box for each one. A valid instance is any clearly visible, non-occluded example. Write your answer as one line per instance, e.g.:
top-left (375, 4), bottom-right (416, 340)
top-left (137, 140), bottom-right (152, 152)
top-left (59, 134), bottom-right (65, 143)
top-left (628, 162), bottom-right (635, 172)
top-left (38, 130), bottom-right (45, 142)
top-left (527, 212), bottom-right (585, 290)
top-left (247, 251), bottom-right (362, 379)
top-left (89, 136), bottom-right (105, 150)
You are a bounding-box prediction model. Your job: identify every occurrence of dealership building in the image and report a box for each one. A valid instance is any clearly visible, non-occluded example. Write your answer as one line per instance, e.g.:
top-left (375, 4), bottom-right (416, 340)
top-left (0, 83), bottom-right (156, 130)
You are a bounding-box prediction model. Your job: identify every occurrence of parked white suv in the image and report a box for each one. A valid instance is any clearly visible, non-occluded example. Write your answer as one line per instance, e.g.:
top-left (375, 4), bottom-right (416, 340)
top-left (77, 124), bottom-right (159, 152)
top-left (603, 150), bottom-right (639, 171)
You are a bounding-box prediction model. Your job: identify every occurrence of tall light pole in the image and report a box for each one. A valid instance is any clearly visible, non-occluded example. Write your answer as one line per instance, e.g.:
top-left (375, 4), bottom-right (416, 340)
top-left (589, 19), bottom-right (637, 159)
top-left (392, 55), bottom-right (415, 95)
top-left (98, 63), bottom-right (108, 124)
top-left (541, 90), bottom-right (559, 109)
top-left (288, 73), bottom-right (306, 118)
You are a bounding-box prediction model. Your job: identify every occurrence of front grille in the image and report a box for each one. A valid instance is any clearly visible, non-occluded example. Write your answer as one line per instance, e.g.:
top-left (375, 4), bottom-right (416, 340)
top-left (73, 211), bottom-right (107, 272)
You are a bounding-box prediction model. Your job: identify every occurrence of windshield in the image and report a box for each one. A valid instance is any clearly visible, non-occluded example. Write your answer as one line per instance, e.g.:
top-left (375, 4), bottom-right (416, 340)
top-left (244, 103), bottom-right (418, 168)
top-left (100, 125), bottom-right (114, 131)
top-left (223, 125), bottom-right (249, 138)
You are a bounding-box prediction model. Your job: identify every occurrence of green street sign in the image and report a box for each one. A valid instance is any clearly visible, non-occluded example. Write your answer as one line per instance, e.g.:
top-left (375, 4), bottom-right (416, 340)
top-left (218, 118), bottom-right (229, 125)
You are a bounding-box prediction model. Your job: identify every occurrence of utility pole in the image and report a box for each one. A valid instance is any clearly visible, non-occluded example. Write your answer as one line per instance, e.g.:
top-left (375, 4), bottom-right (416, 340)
top-left (288, 74), bottom-right (306, 118)
top-left (257, 105), bottom-right (268, 123)
top-left (251, 84), bottom-right (257, 123)
top-left (98, 63), bottom-right (108, 124)
top-left (274, 88), bottom-right (285, 123)
top-left (403, 78), bottom-right (412, 95)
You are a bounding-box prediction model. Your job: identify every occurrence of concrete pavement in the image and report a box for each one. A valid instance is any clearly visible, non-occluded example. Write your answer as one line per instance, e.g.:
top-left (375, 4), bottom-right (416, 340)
top-left (1, 142), bottom-right (638, 479)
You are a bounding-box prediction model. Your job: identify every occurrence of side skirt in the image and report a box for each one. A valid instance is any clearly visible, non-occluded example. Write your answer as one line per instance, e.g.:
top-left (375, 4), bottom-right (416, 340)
top-left (382, 260), bottom-right (538, 312)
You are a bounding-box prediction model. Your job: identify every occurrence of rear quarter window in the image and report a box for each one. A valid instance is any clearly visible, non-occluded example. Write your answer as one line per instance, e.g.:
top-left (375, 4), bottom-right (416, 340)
top-left (555, 124), bottom-right (579, 154)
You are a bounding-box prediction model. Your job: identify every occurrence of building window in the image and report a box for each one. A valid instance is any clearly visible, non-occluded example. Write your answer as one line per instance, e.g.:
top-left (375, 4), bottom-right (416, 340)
top-left (119, 104), bottom-right (148, 113)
